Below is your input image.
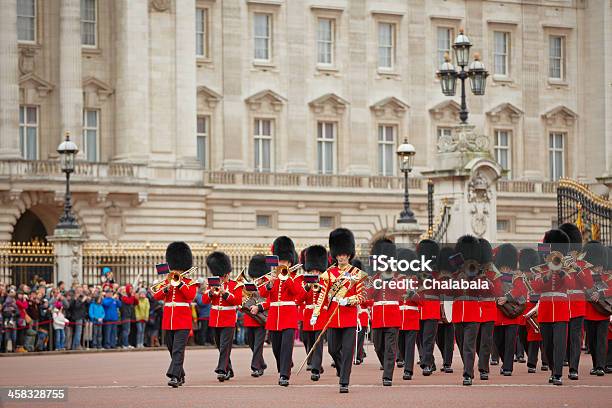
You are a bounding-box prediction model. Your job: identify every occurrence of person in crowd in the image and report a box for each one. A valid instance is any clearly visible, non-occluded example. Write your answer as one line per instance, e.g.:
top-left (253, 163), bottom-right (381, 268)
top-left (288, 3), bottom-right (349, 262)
top-left (70, 288), bottom-right (89, 350)
top-left (119, 284), bottom-right (138, 349)
top-left (102, 289), bottom-right (121, 349)
top-left (15, 290), bottom-right (29, 352)
top-left (89, 295), bottom-right (105, 349)
top-left (195, 286), bottom-right (211, 345)
top-left (52, 302), bottom-right (68, 351)
top-left (134, 288), bottom-right (150, 348)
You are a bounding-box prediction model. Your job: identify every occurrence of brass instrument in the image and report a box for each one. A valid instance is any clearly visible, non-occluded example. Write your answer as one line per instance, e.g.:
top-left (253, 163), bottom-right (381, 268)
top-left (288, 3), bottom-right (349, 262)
top-left (524, 303), bottom-right (540, 334)
top-left (149, 267), bottom-right (198, 292)
top-left (236, 267), bottom-right (267, 325)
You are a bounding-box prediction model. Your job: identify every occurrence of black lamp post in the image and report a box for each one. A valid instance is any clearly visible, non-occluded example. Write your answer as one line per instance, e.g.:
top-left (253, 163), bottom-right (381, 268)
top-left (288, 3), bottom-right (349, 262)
top-left (56, 131), bottom-right (80, 229)
top-left (397, 139), bottom-right (416, 224)
top-left (436, 29), bottom-right (489, 123)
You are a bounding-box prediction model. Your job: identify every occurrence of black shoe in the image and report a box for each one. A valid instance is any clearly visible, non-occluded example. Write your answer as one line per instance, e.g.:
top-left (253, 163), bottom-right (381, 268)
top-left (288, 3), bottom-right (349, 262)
top-left (311, 372), bottom-right (320, 381)
top-left (383, 378), bottom-right (392, 386)
top-left (443, 366), bottom-right (454, 373)
top-left (596, 368), bottom-right (605, 377)
top-left (339, 384), bottom-right (349, 393)
top-left (605, 366), bottom-right (612, 374)
top-left (178, 376), bottom-right (185, 386)
top-left (518, 357), bottom-right (526, 364)
top-left (422, 366), bottom-right (432, 376)
top-left (354, 359), bottom-right (362, 365)
top-left (490, 360), bottom-right (499, 366)
top-left (541, 365), bottom-right (549, 371)
top-left (168, 377), bottom-right (180, 388)
top-left (528, 367), bottom-right (536, 374)
top-left (553, 376), bottom-right (563, 386)
top-left (514, 356), bottom-right (518, 362)
top-left (224, 370), bottom-right (233, 381)
top-left (502, 370), bottom-right (512, 376)
top-left (548, 376), bottom-right (554, 384)
top-left (463, 376), bottom-right (472, 386)
top-left (568, 371), bottom-right (579, 380)
top-left (563, 361), bottom-right (569, 367)
top-left (251, 370), bottom-right (261, 378)
top-left (217, 372), bottom-right (226, 382)
top-left (480, 372), bottom-right (489, 380)
top-left (403, 372), bottom-right (413, 380)
top-left (590, 368), bottom-right (598, 376)
top-left (396, 360), bottom-right (405, 368)
top-left (279, 376), bottom-right (289, 387)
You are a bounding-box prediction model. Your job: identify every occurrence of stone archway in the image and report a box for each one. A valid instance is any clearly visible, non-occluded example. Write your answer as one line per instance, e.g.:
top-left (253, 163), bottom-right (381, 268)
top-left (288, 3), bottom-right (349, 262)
top-left (11, 209), bottom-right (50, 243)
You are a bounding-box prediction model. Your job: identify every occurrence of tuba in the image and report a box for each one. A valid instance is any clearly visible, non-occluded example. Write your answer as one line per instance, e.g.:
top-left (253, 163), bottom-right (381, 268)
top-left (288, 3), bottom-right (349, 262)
top-left (524, 303), bottom-right (540, 334)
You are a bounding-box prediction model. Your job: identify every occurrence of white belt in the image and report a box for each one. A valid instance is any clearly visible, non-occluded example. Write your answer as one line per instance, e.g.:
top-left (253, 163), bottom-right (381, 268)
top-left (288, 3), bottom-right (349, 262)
top-left (567, 290), bottom-right (584, 295)
top-left (211, 305), bottom-right (237, 311)
top-left (541, 292), bottom-right (567, 298)
top-left (374, 301), bottom-right (399, 306)
top-left (164, 302), bottom-right (190, 307)
top-left (270, 301), bottom-right (296, 307)
top-left (304, 304), bottom-right (316, 310)
top-left (400, 305), bottom-right (419, 311)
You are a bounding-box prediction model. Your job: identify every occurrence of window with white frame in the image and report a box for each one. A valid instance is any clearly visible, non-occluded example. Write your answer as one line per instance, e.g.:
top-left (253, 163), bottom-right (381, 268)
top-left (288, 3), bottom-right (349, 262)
top-left (196, 7), bottom-right (208, 57)
top-left (254, 119), bottom-right (273, 172)
top-left (436, 127), bottom-right (453, 140)
top-left (81, 0), bottom-right (96, 47)
top-left (83, 109), bottom-right (99, 162)
top-left (17, 0), bottom-right (36, 42)
top-left (19, 105), bottom-right (38, 160)
top-left (378, 22), bottom-right (395, 69)
top-left (317, 18), bottom-right (334, 65)
top-left (256, 213), bottom-right (272, 228)
top-left (196, 116), bottom-right (209, 168)
top-left (317, 121), bottom-right (336, 174)
top-left (549, 35), bottom-right (564, 80)
top-left (493, 31), bottom-right (509, 76)
top-left (378, 125), bottom-right (396, 176)
top-left (254, 13), bottom-right (271, 61)
top-left (549, 132), bottom-right (565, 180)
top-left (494, 130), bottom-right (511, 178)
top-left (436, 27), bottom-right (453, 68)
top-left (319, 215), bottom-right (336, 229)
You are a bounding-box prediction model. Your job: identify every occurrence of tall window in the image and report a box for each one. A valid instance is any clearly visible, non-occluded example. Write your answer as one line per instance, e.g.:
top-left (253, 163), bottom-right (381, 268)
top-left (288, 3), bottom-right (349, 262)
top-left (83, 109), bottom-right (99, 162)
top-left (254, 13), bottom-right (271, 61)
top-left (493, 31), bottom-right (509, 76)
top-left (436, 27), bottom-right (453, 67)
top-left (549, 132), bottom-right (565, 180)
top-left (254, 119), bottom-right (272, 172)
top-left (196, 8), bottom-right (207, 57)
top-left (81, 0), bottom-right (96, 47)
top-left (437, 127), bottom-right (453, 140)
top-left (196, 116), bottom-right (209, 168)
top-left (378, 22), bottom-right (395, 69)
top-left (549, 36), bottom-right (564, 79)
top-left (19, 105), bottom-right (38, 160)
top-left (378, 125), bottom-right (396, 176)
top-left (317, 18), bottom-right (334, 65)
top-left (317, 121), bottom-right (335, 174)
top-left (17, 0), bottom-right (36, 42)
top-left (494, 130), bottom-right (511, 178)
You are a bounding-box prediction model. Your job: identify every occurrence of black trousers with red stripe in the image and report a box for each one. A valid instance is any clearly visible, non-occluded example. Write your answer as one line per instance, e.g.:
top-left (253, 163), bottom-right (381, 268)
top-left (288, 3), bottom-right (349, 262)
top-left (493, 324), bottom-right (518, 373)
top-left (584, 319), bottom-right (609, 370)
top-left (212, 326), bottom-right (234, 374)
top-left (165, 329), bottom-right (189, 379)
top-left (328, 327), bottom-right (356, 386)
top-left (269, 328), bottom-right (294, 378)
top-left (540, 322), bottom-right (567, 378)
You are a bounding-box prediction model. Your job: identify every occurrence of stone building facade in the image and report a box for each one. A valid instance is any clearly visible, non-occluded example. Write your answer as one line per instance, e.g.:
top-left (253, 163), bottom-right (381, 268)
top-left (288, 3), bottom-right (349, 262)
top-left (0, 0), bottom-right (611, 249)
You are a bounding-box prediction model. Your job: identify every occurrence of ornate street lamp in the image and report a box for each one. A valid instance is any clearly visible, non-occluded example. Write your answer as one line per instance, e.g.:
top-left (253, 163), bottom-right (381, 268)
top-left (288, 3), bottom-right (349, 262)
top-left (397, 139), bottom-right (416, 224)
top-left (56, 131), bottom-right (80, 229)
top-left (436, 29), bottom-right (489, 124)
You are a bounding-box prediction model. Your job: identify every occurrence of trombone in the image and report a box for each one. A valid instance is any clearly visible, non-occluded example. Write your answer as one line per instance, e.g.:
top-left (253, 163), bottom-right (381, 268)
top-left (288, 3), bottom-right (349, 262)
top-left (150, 266), bottom-right (199, 292)
top-left (254, 264), bottom-right (303, 288)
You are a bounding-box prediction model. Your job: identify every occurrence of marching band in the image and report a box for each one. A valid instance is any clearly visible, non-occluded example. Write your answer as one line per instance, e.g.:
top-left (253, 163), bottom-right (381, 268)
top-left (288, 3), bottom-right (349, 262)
top-left (150, 226), bottom-right (612, 392)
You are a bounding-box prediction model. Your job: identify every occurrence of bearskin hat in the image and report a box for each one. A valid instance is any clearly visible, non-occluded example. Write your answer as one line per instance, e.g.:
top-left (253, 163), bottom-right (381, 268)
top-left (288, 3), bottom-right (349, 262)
top-left (304, 245), bottom-right (329, 272)
top-left (559, 223), bottom-right (583, 244)
top-left (479, 238), bottom-right (493, 264)
top-left (329, 228), bottom-right (355, 260)
top-left (271, 236), bottom-right (296, 263)
top-left (494, 243), bottom-right (518, 270)
top-left (350, 258), bottom-right (364, 270)
top-left (396, 248), bottom-right (417, 262)
top-left (417, 239), bottom-right (440, 270)
top-left (165, 241), bottom-right (193, 272)
top-left (248, 254), bottom-right (269, 279)
top-left (583, 241), bottom-right (607, 268)
top-left (606, 246), bottom-right (612, 270)
top-left (438, 246), bottom-right (458, 273)
top-left (543, 229), bottom-right (570, 255)
top-left (455, 235), bottom-right (481, 262)
top-left (519, 248), bottom-right (541, 272)
top-left (371, 237), bottom-right (397, 259)
top-left (206, 251), bottom-right (232, 277)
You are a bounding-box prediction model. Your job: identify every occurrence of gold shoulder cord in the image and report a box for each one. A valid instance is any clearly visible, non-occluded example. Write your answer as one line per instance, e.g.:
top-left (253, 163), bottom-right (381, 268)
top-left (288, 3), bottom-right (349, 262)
top-left (312, 266), bottom-right (334, 318)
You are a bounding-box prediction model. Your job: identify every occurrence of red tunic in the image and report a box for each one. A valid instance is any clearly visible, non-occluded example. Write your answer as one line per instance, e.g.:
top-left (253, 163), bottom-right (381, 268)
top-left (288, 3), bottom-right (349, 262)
top-left (416, 273), bottom-right (441, 321)
top-left (585, 272), bottom-right (612, 321)
top-left (299, 275), bottom-right (328, 331)
top-left (451, 272), bottom-right (486, 323)
top-left (362, 273), bottom-right (403, 328)
top-left (153, 277), bottom-right (197, 331)
top-left (399, 299), bottom-right (420, 331)
top-left (495, 272), bottom-right (528, 326)
top-left (204, 279), bottom-right (243, 328)
top-left (316, 265), bottom-right (366, 329)
top-left (261, 274), bottom-right (307, 331)
top-left (481, 266), bottom-right (502, 323)
top-left (530, 265), bottom-right (571, 323)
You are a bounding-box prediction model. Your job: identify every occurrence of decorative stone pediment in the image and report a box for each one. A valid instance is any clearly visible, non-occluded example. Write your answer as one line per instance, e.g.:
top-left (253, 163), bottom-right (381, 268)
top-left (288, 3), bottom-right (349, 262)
top-left (429, 100), bottom-right (460, 122)
top-left (18, 46), bottom-right (37, 75)
top-left (542, 105), bottom-right (578, 127)
top-left (370, 96), bottom-right (410, 118)
top-left (245, 89), bottom-right (286, 112)
top-left (19, 73), bottom-right (54, 99)
top-left (309, 93), bottom-right (349, 115)
top-left (149, 0), bottom-right (171, 12)
top-left (486, 102), bottom-right (523, 124)
top-left (197, 85), bottom-right (223, 109)
top-left (83, 76), bottom-right (114, 103)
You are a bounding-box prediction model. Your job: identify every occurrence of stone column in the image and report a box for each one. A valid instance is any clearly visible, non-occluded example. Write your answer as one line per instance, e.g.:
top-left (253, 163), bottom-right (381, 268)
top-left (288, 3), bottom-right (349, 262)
top-left (114, 0), bottom-right (150, 162)
top-left (48, 229), bottom-right (85, 287)
top-left (59, 0), bottom-right (84, 156)
top-left (0, 0), bottom-right (21, 159)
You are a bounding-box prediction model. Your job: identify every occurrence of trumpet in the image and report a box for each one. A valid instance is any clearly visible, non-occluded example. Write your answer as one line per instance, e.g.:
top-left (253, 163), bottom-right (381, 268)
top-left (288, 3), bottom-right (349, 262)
top-left (149, 267), bottom-right (198, 292)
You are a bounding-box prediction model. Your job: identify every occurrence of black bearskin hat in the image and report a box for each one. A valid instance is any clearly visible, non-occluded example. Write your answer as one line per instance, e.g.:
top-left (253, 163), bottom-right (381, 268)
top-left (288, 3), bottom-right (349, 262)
top-left (329, 228), bottom-right (356, 260)
top-left (206, 251), bottom-right (232, 277)
top-left (271, 236), bottom-right (296, 263)
top-left (438, 247), bottom-right (458, 273)
top-left (455, 235), bottom-right (481, 262)
top-left (371, 237), bottom-right (397, 259)
top-left (559, 223), bottom-right (583, 244)
top-left (350, 258), bottom-right (364, 270)
top-left (304, 245), bottom-right (329, 272)
top-left (583, 241), bottom-right (607, 268)
top-left (607, 247), bottom-right (612, 270)
top-left (543, 229), bottom-right (570, 255)
top-left (248, 254), bottom-right (269, 279)
top-left (494, 243), bottom-right (518, 270)
top-left (417, 239), bottom-right (440, 270)
top-left (519, 248), bottom-right (541, 272)
top-left (165, 241), bottom-right (193, 272)
top-left (396, 248), bottom-right (417, 262)
top-left (479, 238), bottom-right (493, 264)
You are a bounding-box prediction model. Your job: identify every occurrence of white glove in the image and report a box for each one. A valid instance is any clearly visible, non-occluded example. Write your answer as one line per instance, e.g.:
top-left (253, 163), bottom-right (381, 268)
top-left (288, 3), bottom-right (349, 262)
top-left (338, 298), bottom-right (349, 306)
top-left (309, 316), bottom-right (318, 326)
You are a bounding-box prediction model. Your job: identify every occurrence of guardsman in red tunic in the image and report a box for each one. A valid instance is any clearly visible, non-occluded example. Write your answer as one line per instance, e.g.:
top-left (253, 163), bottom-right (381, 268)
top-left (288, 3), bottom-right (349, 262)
top-left (243, 254), bottom-right (269, 378)
top-left (529, 229), bottom-right (573, 385)
top-left (493, 244), bottom-right (528, 376)
top-left (396, 248), bottom-right (420, 380)
top-left (452, 235), bottom-right (483, 386)
top-left (606, 247), bottom-right (612, 374)
top-left (477, 238), bottom-right (499, 380)
top-left (582, 241), bottom-right (611, 376)
top-left (298, 245), bottom-right (329, 381)
top-left (436, 246), bottom-right (457, 374)
top-left (151, 242), bottom-right (198, 388)
top-left (203, 252), bottom-right (243, 382)
top-left (351, 258), bottom-right (369, 365)
top-left (416, 239), bottom-right (441, 377)
top-left (311, 228), bottom-right (367, 394)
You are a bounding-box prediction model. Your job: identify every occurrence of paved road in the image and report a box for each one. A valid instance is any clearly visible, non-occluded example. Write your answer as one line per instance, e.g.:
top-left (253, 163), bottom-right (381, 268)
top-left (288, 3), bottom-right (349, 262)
top-left (0, 344), bottom-right (610, 408)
